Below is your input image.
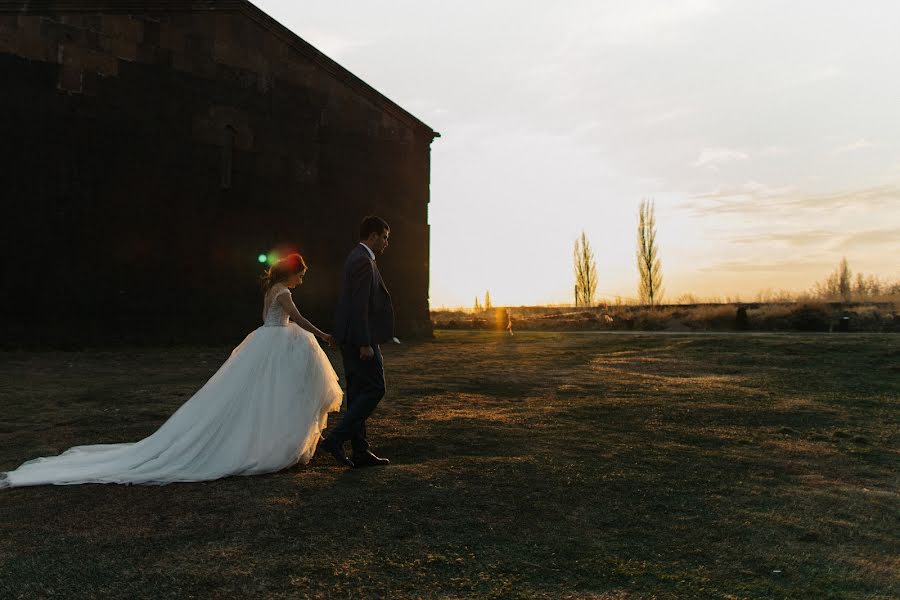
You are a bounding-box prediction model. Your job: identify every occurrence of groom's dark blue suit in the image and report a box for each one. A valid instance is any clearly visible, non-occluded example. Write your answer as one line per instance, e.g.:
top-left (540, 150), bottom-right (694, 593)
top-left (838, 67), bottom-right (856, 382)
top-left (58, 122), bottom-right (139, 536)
top-left (330, 243), bottom-right (394, 453)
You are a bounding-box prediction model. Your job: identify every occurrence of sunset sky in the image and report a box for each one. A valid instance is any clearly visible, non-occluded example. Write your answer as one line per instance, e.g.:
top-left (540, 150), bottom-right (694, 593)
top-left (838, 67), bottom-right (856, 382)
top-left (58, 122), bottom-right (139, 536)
top-left (256, 0), bottom-right (900, 307)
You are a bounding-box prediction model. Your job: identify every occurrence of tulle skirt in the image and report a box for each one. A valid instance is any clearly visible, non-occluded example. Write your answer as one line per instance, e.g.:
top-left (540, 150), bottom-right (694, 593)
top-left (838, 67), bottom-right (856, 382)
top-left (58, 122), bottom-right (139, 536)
top-left (1, 324), bottom-right (344, 488)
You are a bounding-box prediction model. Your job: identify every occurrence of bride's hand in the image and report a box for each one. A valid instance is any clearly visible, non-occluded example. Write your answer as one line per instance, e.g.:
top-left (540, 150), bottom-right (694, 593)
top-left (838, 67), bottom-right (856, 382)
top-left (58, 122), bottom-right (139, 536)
top-left (321, 333), bottom-right (336, 347)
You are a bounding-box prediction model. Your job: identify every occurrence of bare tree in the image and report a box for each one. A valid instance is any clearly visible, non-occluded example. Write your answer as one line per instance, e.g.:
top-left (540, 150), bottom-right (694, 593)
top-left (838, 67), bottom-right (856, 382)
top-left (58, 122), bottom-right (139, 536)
top-left (813, 270), bottom-right (840, 300)
top-left (854, 272), bottom-right (867, 299)
top-left (851, 270), bottom-right (885, 300)
top-left (838, 257), bottom-right (852, 302)
top-left (866, 274), bottom-right (883, 298)
top-left (573, 230), bottom-right (598, 307)
top-left (637, 199), bottom-right (663, 305)
top-left (813, 257), bottom-right (875, 301)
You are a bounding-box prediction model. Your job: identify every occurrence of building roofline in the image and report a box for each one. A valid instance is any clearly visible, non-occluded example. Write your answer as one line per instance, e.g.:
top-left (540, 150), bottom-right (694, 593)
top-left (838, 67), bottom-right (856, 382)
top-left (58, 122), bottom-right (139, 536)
top-left (0, 0), bottom-right (440, 139)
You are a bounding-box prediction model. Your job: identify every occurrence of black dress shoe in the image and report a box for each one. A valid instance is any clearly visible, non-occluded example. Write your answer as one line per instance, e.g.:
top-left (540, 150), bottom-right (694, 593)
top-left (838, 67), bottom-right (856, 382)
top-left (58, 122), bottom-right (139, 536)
top-left (319, 437), bottom-right (354, 468)
top-left (352, 450), bottom-right (390, 468)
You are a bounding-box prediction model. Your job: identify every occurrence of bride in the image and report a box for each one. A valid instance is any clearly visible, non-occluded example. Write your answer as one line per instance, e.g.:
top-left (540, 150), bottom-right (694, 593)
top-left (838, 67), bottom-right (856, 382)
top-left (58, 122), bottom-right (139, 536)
top-left (0, 253), bottom-right (344, 488)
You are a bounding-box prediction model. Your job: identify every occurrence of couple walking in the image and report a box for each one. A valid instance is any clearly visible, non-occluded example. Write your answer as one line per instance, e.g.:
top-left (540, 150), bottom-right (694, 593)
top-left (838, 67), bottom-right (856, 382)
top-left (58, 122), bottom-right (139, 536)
top-left (1, 216), bottom-right (396, 489)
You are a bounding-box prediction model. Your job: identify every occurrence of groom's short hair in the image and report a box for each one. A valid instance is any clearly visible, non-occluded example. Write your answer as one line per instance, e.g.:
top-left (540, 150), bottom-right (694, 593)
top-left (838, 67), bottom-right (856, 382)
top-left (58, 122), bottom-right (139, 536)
top-left (360, 216), bottom-right (390, 240)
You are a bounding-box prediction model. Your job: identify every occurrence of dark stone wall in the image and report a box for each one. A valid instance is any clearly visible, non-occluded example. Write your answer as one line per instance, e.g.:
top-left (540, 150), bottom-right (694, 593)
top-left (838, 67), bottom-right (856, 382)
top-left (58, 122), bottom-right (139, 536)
top-left (0, 10), bottom-right (435, 347)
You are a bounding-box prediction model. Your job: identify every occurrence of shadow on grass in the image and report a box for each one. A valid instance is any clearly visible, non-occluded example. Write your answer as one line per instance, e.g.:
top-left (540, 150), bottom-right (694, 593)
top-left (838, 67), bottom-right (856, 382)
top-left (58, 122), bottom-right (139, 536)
top-left (1, 332), bottom-right (898, 598)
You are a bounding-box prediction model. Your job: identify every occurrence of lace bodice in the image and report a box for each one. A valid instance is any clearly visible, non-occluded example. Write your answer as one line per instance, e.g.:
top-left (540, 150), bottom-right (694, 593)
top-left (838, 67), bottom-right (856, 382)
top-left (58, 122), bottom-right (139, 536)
top-left (263, 286), bottom-right (291, 327)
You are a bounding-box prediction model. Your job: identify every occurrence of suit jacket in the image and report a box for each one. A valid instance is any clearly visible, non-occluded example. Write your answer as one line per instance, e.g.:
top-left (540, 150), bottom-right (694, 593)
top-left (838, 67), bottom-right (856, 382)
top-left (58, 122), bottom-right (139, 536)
top-left (333, 244), bottom-right (395, 346)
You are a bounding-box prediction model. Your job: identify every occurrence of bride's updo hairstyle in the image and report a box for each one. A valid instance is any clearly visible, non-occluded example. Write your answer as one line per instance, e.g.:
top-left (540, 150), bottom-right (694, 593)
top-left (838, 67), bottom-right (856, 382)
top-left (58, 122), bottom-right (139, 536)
top-left (260, 253), bottom-right (308, 291)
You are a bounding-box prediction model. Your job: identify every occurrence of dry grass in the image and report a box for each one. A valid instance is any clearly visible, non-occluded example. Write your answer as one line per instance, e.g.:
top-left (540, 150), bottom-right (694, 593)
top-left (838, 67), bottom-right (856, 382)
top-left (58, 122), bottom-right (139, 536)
top-left (1, 333), bottom-right (899, 598)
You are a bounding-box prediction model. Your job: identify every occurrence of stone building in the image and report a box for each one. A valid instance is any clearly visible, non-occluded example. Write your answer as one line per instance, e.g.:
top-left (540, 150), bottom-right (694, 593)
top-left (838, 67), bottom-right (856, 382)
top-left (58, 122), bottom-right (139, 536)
top-left (0, 0), bottom-right (438, 346)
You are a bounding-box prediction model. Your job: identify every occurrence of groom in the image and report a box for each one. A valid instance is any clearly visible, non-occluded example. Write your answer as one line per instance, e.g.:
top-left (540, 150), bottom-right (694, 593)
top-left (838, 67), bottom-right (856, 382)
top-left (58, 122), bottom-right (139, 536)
top-left (320, 216), bottom-right (395, 468)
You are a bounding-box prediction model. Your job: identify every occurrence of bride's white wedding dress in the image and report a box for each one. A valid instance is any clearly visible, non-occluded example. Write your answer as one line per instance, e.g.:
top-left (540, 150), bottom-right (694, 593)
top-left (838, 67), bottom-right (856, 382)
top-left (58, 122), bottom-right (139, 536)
top-left (0, 285), bottom-right (343, 488)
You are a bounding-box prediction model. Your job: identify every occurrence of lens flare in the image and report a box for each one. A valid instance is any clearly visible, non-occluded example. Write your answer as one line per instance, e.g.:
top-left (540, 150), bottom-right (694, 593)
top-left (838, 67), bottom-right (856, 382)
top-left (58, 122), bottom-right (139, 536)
top-left (258, 246), bottom-right (299, 266)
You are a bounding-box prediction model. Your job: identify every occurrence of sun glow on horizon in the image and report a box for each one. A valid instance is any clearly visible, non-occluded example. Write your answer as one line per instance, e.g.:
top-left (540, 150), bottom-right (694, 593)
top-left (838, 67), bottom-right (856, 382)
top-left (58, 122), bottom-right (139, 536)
top-left (252, 0), bottom-right (900, 307)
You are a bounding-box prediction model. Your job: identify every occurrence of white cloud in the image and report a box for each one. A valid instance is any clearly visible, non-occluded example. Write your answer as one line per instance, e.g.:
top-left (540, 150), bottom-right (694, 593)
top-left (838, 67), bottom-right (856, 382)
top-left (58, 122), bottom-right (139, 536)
top-left (730, 230), bottom-right (835, 247)
top-left (692, 147), bottom-right (750, 168)
top-left (797, 65), bottom-right (843, 86)
top-left (832, 228), bottom-right (900, 251)
top-left (250, 0), bottom-right (900, 303)
top-left (681, 181), bottom-right (793, 214)
top-left (681, 182), bottom-right (900, 216)
top-left (595, 0), bottom-right (722, 46)
top-left (761, 146), bottom-right (790, 156)
top-left (834, 139), bottom-right (874, 154)
top-left (700, 257), bottom-right (834, 274)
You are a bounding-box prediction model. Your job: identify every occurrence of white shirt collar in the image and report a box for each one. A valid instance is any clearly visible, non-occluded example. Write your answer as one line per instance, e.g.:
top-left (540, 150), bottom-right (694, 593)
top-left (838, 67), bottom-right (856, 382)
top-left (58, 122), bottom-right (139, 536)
top-left (359, 242), bottom-right (375, 261)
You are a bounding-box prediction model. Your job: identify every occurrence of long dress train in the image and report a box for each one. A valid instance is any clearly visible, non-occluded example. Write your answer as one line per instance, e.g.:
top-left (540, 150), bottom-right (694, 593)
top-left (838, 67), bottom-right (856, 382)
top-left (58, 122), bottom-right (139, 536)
top-left (0, 286), bottom-right (343, 488)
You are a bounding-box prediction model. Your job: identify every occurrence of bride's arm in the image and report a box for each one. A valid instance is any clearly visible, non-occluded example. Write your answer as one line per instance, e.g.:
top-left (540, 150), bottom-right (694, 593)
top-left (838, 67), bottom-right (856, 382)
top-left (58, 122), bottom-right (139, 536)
top-left (276, 294), bottom-right (332, 342)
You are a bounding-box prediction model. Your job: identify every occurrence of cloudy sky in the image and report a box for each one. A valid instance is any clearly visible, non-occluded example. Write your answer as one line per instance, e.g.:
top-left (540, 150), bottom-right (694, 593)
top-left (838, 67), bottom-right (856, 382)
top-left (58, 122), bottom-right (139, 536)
top-left (255, 0), bottom-right (900, 306)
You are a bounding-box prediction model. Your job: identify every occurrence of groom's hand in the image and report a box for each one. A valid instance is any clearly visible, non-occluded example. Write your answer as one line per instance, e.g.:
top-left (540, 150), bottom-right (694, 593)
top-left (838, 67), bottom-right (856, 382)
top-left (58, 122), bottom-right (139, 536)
top-left (360, 345), bottom-right (375, 361)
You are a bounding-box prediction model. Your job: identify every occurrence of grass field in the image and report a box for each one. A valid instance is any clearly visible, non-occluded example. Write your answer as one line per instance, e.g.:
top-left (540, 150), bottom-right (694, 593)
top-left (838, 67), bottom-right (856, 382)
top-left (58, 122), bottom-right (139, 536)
top-left (1, 332), bottom-right (898, 599)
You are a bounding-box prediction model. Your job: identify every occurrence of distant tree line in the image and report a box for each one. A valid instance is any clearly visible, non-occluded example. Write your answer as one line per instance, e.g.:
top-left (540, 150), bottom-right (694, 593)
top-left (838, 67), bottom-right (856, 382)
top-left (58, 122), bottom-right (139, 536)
top-left (812, 257), bottom-right (898, 302)
top-left (471, 202), bottom-right (894, 311)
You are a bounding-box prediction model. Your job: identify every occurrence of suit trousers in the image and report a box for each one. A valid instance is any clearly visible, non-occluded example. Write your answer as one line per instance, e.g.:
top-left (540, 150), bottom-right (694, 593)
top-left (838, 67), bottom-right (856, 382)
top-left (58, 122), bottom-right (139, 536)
top-left (330, 345), bottom-right (385, 453)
